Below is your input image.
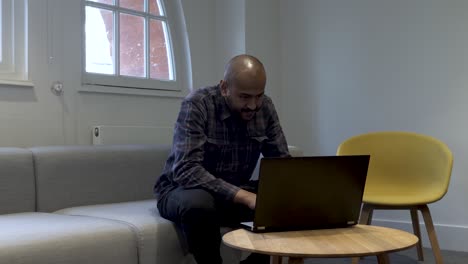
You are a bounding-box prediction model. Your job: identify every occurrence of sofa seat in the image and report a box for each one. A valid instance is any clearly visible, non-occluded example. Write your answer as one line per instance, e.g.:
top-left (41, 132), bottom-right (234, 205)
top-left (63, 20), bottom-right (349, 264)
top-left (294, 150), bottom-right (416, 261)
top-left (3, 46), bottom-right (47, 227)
top-left (0, 212), bottom-right (138, 264)
top-left (56, 199), bottom-right (194, 264)
top-left (56, 199), bottom-right (243, 264)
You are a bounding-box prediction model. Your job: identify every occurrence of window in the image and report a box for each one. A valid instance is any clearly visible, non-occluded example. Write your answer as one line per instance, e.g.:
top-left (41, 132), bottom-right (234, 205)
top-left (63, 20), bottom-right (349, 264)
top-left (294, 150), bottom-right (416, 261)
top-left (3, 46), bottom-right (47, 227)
top-left (83, 0), bottom-right (189, 92)
top-left (0, 0), bottom-right (29, 86)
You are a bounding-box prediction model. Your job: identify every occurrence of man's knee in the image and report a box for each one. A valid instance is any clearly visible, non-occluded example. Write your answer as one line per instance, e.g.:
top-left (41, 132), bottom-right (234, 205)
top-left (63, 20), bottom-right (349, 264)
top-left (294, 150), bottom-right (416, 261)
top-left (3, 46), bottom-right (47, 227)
top-left (179, 189), bottom-right (217, 223)
top-left (163, 188), bottom-right (218, 224)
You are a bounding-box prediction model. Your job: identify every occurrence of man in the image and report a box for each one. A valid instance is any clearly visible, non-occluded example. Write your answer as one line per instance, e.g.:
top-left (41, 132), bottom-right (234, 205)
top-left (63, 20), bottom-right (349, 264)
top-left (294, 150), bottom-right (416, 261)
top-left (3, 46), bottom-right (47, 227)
top-left (154, 54), bottom-right (289, 264)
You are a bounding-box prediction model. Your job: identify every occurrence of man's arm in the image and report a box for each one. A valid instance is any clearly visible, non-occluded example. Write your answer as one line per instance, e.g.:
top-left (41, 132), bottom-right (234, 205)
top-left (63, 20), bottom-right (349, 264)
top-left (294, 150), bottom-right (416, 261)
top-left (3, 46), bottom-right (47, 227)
top-left (171, 99), bottom-right (242, 202)
top-left (233, 189), bottom-right (256, 210)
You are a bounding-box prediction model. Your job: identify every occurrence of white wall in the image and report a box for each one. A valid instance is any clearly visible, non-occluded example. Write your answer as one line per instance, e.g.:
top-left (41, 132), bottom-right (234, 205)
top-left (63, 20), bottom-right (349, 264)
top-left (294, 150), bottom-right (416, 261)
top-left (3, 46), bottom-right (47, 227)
top-left (0, 0), bottom-right (283, 147)
top-left (213, 0), bottom-right (282, 111)
top-left (281, 0), bottom-right (468, 252)
top-left (0, 0), bottom-right (220, 147)
top-left (0, 1), bottom-right (65, 147)
top-left (74, 0), bottom-right (219, 145)
top-left (182, 0), bottom-right (217, 90)
top-left (245, 0), bottom-right (282, 114)
top-left (215, 0), bottom-right (245, 80)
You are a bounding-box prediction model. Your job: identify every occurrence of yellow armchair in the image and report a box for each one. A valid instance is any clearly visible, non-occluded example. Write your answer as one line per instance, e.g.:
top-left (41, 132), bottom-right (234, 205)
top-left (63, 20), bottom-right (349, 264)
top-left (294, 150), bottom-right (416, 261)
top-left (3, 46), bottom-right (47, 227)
top-left (337, 131), bottom-right (453, 264)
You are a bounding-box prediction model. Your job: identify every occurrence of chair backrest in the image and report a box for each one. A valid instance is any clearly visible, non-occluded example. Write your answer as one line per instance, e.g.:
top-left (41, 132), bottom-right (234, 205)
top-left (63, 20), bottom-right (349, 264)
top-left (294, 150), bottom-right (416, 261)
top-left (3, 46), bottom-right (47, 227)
top-left (337, 131), bottom-right (453, 204)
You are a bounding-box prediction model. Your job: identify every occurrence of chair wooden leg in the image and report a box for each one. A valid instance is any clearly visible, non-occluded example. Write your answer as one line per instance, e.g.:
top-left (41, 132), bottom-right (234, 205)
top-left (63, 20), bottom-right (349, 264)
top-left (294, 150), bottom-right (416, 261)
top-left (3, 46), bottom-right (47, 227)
top-left (376, 253), bottom-right (390, 264)
top-left (367, 207), bottom-right (374, 225)
top-left (419, 204), bottom-right (444, 264)
top-left (410, 208), bottom-right (424, 261)
top-left (287, 257), bottom-right (304, 264)
top-left (270, 255), bottom-right (282, 264)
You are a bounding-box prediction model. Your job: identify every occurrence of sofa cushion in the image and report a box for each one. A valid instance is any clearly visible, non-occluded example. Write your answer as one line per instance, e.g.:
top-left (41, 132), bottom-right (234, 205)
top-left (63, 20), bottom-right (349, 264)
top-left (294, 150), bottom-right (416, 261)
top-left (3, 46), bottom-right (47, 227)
top-left (30, 145), bottom-right (170, 212)
top-left (56, 200), bottom-right (193, 264)
top-left (56, 200), bottom-right (243, 264)
top-left (0, 212), bottom-right (138, 264)
top-left (0, 148), bottom-right (35, 214)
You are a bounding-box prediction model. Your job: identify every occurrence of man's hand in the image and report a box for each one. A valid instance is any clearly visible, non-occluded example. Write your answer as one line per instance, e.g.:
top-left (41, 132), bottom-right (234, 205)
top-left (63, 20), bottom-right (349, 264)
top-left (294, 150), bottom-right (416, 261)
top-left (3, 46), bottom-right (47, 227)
top-left (234, 189), bottom-right (256, 210)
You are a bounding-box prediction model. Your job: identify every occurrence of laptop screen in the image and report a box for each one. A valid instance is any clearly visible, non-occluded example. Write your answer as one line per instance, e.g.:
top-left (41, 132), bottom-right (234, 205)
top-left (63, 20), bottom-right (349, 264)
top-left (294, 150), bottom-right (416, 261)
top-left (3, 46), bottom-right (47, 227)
top-left (251, 155), bottom-right (369, 232)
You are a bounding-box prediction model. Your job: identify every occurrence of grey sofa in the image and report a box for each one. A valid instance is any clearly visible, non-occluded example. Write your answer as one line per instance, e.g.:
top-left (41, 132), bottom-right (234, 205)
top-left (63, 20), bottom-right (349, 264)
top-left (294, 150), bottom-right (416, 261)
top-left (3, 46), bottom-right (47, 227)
top-left (0, 144), bottom-right (302, 264)
top-left (0, 145), bottom-right (243, 264)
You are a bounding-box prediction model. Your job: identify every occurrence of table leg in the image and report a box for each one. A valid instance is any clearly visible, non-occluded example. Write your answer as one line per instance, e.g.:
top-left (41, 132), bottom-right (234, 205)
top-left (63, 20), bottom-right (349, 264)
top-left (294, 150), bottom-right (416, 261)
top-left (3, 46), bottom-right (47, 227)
top-left (376, 253), bottom-right (390, 264)
top-left (270, 255), bottom-right (282, 264)
top-left (288, 257), bottom-right (304, 264)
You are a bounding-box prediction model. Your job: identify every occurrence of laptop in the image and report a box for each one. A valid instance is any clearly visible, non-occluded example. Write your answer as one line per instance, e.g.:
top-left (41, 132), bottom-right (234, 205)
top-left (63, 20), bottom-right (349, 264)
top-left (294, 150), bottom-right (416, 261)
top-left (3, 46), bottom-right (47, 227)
top-left (240, 155), bottom-right (370, 232)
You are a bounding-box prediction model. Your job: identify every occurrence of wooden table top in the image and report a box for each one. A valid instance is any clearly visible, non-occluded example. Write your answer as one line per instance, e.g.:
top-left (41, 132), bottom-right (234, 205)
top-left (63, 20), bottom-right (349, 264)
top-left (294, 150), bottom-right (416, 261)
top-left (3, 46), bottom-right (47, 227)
top-left (222, 225), bottom-right (418, 258)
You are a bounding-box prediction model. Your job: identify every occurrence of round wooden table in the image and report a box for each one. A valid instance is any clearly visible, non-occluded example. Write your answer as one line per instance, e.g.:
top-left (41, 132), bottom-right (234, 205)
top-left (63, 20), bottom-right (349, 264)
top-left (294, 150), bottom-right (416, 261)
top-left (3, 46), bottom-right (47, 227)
top-left (222, 225), bottom-right (418, 264)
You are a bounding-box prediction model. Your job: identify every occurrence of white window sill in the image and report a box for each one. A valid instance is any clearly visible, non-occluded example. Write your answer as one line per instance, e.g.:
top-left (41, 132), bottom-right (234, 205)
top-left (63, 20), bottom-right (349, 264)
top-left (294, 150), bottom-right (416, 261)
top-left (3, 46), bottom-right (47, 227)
top-left (0, 79), bottom-right (34, 87)
top-left (78, 84), bottom-right (189, 98)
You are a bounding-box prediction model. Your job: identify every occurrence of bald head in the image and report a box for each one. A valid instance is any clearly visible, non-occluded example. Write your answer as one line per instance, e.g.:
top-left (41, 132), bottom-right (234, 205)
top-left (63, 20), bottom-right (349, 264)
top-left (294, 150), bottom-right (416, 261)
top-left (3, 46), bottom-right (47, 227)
top-left (223, 54), bottom-right (266, 88)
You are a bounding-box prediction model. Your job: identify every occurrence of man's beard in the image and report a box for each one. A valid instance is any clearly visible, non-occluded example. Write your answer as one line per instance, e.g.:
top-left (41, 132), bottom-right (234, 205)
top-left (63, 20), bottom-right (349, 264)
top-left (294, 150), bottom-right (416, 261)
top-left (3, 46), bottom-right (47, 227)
top-left (224, 97), bottom-right (259, 121)
top-left (225, 97), bottom-right (259, 113)
top-left (239, 106), bottom-right (260, 121)
top-left (241, 108), bottom-right (259, 114)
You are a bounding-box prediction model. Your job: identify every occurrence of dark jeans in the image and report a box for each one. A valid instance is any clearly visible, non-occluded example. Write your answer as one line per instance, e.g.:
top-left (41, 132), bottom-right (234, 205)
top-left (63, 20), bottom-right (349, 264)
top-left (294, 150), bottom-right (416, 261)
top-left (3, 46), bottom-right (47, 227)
top-left (157, 181), bottom-right (258, 264)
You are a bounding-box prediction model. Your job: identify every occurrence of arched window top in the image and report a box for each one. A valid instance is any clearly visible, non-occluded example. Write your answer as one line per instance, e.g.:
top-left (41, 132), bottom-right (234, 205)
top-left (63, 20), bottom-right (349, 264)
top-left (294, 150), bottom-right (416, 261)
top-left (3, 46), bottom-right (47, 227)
top-left (83, 0), bottom-right (191, 94)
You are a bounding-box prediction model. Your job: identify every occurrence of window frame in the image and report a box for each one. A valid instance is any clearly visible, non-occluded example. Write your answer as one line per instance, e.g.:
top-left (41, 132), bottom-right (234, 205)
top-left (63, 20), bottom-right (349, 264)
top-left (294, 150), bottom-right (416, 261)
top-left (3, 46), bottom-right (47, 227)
top-left (82, 0), bottom-right (190, 93)
top-left (0, 0), bottom-right (30, 86)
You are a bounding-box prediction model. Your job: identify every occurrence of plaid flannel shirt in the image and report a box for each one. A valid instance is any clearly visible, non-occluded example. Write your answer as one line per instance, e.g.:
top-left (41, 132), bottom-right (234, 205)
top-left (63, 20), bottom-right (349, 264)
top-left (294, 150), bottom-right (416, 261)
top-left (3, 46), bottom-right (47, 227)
top-left (154, 85), bottom-right (289, 201)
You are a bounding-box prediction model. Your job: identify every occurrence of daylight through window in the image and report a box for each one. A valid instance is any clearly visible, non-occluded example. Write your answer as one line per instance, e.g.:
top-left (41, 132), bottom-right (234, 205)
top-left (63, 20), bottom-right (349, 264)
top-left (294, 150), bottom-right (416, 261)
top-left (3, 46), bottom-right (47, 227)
top-left (84, 0), bottom-right (179, 90)
top-left (0, 0), bottom-right (29, 84)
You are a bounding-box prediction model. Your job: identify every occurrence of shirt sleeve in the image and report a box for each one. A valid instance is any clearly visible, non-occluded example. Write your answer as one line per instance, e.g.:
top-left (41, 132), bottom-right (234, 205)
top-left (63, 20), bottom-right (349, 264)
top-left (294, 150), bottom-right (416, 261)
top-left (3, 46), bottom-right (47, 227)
top-left (170, 99), bottom-right (240, 201)
top-left (261, 100), bottom-right (291, 158)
